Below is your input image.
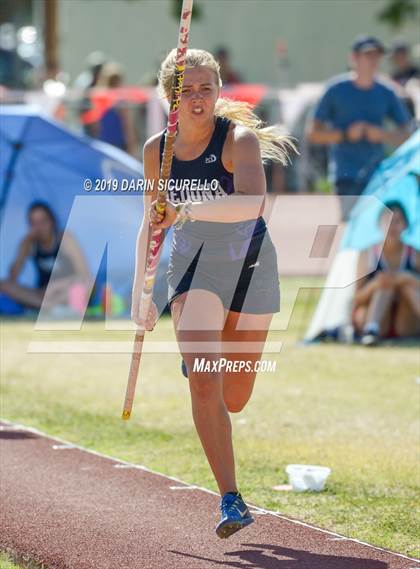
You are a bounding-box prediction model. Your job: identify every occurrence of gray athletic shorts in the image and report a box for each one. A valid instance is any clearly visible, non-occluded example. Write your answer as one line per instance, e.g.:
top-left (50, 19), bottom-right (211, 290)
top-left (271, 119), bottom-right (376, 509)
top-left (167, 241), bottom-right (280, 314)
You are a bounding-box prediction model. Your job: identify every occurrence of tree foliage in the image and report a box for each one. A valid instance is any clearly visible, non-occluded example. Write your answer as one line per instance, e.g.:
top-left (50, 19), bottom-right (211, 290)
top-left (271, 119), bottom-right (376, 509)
top-left (377, 0), bottom-right (419, 28)
top-left (170, 0), bottom-right (202, 20)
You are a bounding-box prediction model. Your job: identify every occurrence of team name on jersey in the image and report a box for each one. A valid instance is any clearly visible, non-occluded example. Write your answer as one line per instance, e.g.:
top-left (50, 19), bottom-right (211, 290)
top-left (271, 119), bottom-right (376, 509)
top-left (165, 178), bottom-right (228, 204)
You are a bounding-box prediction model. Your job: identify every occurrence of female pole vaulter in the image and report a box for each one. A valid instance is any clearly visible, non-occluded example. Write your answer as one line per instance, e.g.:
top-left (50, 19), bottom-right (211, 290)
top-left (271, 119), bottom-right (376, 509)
top-left (131, 49), bottom-right (293, 538)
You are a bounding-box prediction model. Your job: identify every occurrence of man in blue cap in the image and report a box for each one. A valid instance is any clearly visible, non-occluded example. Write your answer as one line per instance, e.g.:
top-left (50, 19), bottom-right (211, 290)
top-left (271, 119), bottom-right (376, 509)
top-left (307, 35), bottom-right (411, 220)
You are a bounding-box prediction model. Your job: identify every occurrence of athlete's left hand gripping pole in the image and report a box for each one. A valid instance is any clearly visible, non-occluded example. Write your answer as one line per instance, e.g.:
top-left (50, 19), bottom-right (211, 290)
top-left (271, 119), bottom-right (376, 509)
top-left (122, 0), bottom-right (194, 420)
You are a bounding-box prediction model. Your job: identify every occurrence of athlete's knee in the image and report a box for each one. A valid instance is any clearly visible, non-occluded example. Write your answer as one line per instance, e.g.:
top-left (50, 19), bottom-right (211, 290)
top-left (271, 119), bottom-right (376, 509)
top-left (375, 273), bottom-right (397, 291)
top-left (224, 386), bottom-right (253, 413)
top-left (225, 399), bottom-right (247, 413)
top-left (223, 370), bottom-right (256, 413)
top-left (398, 281), bottom-right (418, 297)
top-left (189, 373), bottom-right (221, 405)
top-left (393, 321), bottom-right (409, 338)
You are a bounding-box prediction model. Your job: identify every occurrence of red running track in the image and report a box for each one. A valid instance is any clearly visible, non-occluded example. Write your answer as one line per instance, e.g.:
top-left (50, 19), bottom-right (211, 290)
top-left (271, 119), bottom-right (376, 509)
top-left (0, 421), bottom-right (419, 569)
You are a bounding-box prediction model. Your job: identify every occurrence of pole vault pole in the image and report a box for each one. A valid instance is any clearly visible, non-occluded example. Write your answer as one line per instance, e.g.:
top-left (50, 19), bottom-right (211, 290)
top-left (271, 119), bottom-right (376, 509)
top-left (122, 0), bottom-right (194, 420)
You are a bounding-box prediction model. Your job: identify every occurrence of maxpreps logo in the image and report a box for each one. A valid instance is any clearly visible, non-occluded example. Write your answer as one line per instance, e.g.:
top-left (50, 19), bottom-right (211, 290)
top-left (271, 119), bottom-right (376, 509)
top-left (205, 154), bottom-right (217, 164)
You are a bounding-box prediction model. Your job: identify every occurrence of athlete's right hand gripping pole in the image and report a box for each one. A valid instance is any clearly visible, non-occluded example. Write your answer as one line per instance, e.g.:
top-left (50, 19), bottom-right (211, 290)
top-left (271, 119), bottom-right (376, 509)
top-left (122, 0), bottom-right (194, 421)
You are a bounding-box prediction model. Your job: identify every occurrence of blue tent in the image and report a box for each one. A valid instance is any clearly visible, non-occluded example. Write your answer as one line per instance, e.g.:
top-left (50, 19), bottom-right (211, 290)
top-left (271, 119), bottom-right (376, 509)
top-left (0, 106), bottom-right (170, 314)
top-left (341, 129), bottom-right (420, 251)
top-left (305, 130), bottom-right (419, 341)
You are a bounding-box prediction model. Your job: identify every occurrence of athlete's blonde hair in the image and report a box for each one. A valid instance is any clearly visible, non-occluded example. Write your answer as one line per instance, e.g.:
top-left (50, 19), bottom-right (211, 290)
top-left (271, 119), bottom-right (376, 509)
top-left (157, 48), bottom-right (294, 165)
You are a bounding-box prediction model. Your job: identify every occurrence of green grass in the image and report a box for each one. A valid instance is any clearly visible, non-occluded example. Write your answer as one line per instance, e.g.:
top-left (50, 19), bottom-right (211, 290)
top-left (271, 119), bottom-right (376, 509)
top-left (1, 278), bottom-right (419, 559)
top-left (0, 553), bottom-right (23, 569)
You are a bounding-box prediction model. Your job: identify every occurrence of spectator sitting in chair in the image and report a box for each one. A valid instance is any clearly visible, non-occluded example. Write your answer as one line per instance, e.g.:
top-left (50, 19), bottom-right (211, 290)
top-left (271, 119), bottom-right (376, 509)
top-left (0, 201), bottom-right (92, 312)
top-left (353, 201), bottom-right (420, 346)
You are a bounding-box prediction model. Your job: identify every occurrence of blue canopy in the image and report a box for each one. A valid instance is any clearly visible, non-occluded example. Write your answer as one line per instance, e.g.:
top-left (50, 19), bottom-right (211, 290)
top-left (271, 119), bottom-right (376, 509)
top-left (0, 106), bottom-right (170, 310)
top-left (341, 130), bottom-right (420, 251)
top-left (305, 131), bottom-right (419, 342)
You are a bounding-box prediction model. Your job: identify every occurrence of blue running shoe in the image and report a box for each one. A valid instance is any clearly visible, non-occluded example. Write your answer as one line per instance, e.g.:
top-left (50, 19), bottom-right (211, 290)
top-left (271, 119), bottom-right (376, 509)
top-left (215, 492), bottom-right (254, 539)
top-left (181, 359), bottom-right (188, 378)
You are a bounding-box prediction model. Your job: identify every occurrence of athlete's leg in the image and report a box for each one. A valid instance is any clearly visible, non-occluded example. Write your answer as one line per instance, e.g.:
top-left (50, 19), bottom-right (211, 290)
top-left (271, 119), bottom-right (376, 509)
top-left (0, 276), bottom-right (82, 310)
top-left (394, 284), bottom-right (420, 337)
top-left (221, 310), bottom-right (273, 413)
top-left (364, 288), bottom-right (395, 336)
top-left (397, 281), bottom-right (420, 319)
top-left (353, 304), bottom-right (368, 334)
top-left (0, 279), bottom-right (44, 308)
top-left (171, 289), bottom-right (238, 496)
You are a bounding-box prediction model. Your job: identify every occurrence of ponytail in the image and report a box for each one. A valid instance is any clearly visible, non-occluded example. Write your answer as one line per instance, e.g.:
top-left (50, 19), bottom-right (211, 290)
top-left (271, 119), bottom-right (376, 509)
top-left (215, 98), bottom-right (295, 165)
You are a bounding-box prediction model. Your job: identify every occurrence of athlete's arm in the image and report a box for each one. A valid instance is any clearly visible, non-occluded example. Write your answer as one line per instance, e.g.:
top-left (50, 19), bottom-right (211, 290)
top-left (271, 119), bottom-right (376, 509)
top-left (191, 126), bottom-right (265, 221)
top-left (394, 250), bottom-right (420, 287)
top-left (306, 119), bottom-right (344, 145)
top-left (131, 134), bottom-right (160, 327)
top-left (364, 123), bottom-right (410, 146)
top-left (60, 231), bottom-right (92, 284)
top-left (231, 125), bottom-right (266, 196)
top-left (8, 237), bottom-right (32, 282)
top-left (354, 250), bottom-right (375, 306)
top-left (150, 127), bottom-right (266, 228)
top-left (353, 249), bottom-right (382, 306)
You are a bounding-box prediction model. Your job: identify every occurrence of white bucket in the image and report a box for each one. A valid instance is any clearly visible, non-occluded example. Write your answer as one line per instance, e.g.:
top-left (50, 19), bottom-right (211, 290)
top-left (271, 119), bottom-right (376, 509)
top-left (285, 464), bottom-right (331, 492)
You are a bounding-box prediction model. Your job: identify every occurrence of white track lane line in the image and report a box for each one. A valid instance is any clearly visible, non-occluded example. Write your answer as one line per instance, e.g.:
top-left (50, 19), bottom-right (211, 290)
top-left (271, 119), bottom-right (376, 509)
top-left (1, 418), bottom-right (419, 565)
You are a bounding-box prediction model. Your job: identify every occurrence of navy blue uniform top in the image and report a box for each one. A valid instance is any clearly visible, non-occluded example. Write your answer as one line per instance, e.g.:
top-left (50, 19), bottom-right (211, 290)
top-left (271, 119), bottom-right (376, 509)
top-left (366, 244), bottom-right (418, 280)
top-left (159, 116), bottom-right (269, 264)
